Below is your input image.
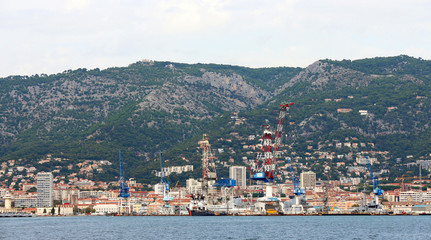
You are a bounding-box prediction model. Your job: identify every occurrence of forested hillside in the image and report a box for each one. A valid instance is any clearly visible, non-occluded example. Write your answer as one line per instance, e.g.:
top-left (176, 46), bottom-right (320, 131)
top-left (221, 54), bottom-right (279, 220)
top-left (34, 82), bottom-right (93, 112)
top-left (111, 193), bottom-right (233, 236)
top-left (0, 60), bottom-right (301, 183)
top-left (1, 55), bottom-right (431, 184)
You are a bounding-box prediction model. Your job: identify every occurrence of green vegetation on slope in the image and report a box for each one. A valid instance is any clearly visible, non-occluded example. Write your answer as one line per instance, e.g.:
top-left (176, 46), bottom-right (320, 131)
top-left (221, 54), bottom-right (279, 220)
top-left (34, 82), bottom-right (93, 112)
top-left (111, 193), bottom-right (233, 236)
top-left (1, 56), bottom-right (431, 184)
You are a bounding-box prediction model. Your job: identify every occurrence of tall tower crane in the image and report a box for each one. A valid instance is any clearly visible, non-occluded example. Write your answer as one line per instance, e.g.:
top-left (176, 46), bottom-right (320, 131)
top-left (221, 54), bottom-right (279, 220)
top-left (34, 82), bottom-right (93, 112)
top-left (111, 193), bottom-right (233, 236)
top-left (198, 134), bottom-right (217, 200)
top-left (251, 103), bottom-right (293, 182)
top-left (188, 135), bottom-right (218, 215)
top-left (118, 150), bottom-right (130, 215)
top-left (366, 156), bottom-right (384, 208)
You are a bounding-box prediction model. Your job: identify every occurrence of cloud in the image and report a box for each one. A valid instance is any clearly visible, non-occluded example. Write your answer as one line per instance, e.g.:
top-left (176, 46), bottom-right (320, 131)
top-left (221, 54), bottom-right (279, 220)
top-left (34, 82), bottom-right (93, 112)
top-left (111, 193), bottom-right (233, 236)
top-left (151, 0), bottom-right (230, 34)
top-left (64, 0), bottom-right (91, 11)
top-left (0, 0), bottom-right (430, 77)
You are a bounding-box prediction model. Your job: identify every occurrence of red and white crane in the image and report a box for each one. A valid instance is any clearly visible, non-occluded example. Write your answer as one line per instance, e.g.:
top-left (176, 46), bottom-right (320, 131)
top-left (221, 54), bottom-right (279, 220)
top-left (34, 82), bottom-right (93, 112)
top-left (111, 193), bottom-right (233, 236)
top-left (251, 103), bottom-right (294, 182)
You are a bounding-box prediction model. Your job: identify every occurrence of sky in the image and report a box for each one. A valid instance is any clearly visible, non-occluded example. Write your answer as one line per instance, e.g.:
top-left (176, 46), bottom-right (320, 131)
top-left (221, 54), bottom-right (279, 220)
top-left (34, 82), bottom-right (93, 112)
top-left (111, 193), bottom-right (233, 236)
top-left (1, 0), bottom-right (430, 77)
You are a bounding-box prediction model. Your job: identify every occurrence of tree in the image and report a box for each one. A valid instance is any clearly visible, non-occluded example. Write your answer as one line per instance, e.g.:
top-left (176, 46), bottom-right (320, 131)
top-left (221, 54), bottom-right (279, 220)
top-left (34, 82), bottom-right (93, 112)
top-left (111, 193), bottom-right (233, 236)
top-left (51, 207), bottom-right (55, 215)
top-left (73, 208), bottom-right (80, 215)
top-left (84, 207), bottom-right (92, 214)
top-left (26, 187), bottom-right (37, 193)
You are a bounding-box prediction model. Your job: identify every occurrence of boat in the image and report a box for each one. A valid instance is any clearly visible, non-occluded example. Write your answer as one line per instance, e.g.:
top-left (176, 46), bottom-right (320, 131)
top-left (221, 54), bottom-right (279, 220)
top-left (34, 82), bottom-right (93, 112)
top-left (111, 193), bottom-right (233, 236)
top-left (0, 212), bottom-right (34, 217)
top-left (188, 209), bottom-right (216, 216)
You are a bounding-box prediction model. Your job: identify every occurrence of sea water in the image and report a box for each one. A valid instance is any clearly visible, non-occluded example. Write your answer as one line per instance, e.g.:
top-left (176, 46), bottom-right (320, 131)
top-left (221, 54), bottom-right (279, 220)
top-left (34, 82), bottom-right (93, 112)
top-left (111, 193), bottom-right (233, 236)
top-left (1, 215), bottom-right (430, 239)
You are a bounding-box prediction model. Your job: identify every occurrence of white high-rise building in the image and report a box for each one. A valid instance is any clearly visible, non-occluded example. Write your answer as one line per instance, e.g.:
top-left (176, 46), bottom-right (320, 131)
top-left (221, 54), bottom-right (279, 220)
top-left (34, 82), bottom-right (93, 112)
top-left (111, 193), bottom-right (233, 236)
top-left (186, 178), bottom-right (202, 194)
top-left (154, 183), bottom-right (164, 195)
top-left (37, 172), bottom-right (53, 207)
top-left (229, 166), bottom-right (247, 188)
top-left (300, 171), bottom-right (316, 190)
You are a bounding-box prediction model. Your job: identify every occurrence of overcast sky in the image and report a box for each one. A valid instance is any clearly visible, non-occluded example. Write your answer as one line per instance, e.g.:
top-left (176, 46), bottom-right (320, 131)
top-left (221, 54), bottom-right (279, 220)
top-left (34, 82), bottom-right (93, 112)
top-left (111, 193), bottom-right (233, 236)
top-left (1, 0), bottom-right (430, 77)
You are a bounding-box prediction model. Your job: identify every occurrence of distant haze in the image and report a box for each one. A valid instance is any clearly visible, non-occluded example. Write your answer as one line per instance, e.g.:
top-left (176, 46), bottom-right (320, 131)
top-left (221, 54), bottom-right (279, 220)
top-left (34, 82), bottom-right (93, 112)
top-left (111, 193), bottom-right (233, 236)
top-left (1, 0), bottom-right (430, 77)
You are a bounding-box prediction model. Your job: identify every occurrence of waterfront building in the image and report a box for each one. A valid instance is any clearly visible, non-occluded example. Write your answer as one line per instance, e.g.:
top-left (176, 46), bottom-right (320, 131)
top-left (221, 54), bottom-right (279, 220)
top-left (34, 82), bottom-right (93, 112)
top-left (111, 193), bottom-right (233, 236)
top-left (94, 203), bottom-right (119, 214)
top-left (132, 203), bottom-right (146, 214)
top-left (391, 203), bottom-right (416, 214)
top-left (36, 205), bottom-right (74, 216)
top-left (37, 172), bottom-right (53, 207)
top-left (14, 195), bottom-right (37, 208)
top-left (411, 204), bottom-right (431, 214)
top-left (300, 171), bottom-right (316, 190)
top-left (399, 191), bottom-right (431, 202)
top-left (229, 166), bottom-right (247, 188)
top-left (147, 202), bottom-right (163, 215)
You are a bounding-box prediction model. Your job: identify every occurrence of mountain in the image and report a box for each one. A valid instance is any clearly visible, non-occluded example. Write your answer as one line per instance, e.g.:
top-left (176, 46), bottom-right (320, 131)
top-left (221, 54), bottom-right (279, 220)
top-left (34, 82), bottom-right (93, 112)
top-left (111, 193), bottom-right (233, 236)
top-left (275, 56), bottom-right (431, 151)
top-left (0, 60), bottom-right (301, 182)
top-left (165, 55), bottom-right (431, 182)
top-left (1, 55), bottom-right (431, 184)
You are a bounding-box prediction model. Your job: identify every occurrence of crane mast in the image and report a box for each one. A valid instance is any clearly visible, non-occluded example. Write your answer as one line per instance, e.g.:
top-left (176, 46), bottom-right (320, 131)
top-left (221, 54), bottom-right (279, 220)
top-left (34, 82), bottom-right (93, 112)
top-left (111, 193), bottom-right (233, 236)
top-left (262, 125), bottom-right (275, 180)
top-left (119, 150), bottom-right (130, 198)
top-left (118, 150), bottom-right (130, 214)
top-left (251, 103), bottom-right (293, 182)
top-left (198, 134), bottom-right (217, 199)
top-left (366, 156), bottom-right (384, 207)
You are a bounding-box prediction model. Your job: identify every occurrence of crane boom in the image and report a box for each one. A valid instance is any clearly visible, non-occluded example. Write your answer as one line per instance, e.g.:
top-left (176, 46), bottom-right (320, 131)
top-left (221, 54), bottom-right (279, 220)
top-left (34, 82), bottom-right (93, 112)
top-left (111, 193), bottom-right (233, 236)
top-left (274, 103), bottom-right (294, 157)
top-left (251, 103), bottom-right (293, 182)
top-left (366, 157), bottom-right (374, 180)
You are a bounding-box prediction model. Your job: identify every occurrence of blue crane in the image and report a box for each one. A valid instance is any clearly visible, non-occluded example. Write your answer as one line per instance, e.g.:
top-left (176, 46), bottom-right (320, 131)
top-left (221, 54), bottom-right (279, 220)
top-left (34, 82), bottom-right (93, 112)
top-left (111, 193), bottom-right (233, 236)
top-left (118, 150), bottom-right (130, 198)
top-left (160, 153), bottom-right (173, 204)
top-left (287, 157), bottom-right (304, 196)
top-left (366, 156), bottom-right (383, 204)
top-left (286, 157), bottom-right (305, 214)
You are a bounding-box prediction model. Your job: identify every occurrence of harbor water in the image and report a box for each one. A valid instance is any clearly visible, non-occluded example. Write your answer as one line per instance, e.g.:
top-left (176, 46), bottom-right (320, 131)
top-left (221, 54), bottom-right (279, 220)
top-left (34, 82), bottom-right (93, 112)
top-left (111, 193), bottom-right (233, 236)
top-left (1, 215), bottom-right (430, 239)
